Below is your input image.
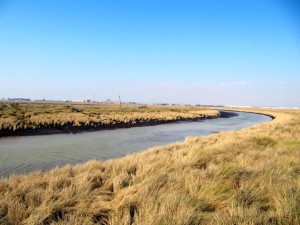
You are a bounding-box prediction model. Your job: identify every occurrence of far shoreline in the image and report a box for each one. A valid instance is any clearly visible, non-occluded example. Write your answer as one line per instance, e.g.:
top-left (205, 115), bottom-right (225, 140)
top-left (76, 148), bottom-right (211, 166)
top-left (0, 108), bottom-right (275, 138)
top-left (0, 113), bottom-right (225, 138)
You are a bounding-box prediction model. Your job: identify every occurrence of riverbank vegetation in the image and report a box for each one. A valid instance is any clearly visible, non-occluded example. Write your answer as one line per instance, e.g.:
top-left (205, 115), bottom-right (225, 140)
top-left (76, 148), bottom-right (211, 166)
top-left (0, 101), bottom-right (218, 136)
top-left (0, 108), bottom-right (299, 224)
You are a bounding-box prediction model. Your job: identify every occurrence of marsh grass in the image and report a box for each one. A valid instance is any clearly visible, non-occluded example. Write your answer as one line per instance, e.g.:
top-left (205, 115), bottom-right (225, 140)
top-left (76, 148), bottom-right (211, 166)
top-left (0, 108), bottom-right (299, 224)
top-left (0, 102), bottom-right (217, 132)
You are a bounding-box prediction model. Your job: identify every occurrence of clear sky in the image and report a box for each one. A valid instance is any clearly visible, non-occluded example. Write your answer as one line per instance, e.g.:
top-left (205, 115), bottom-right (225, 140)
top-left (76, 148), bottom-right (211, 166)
top-left (0, 0), bottom-right (299, 107)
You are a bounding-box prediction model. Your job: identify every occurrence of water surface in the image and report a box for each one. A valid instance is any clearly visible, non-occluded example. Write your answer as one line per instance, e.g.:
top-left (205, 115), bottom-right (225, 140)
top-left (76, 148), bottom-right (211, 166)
top-left (0, 111), bottom-right (271, 177)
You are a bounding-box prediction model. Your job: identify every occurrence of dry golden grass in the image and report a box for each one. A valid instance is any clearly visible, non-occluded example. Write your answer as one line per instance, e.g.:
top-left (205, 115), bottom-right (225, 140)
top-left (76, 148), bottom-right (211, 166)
top-left (0, 102), bottom-right (217, 133)
top-left (0, 108), bottom-right (299, 224)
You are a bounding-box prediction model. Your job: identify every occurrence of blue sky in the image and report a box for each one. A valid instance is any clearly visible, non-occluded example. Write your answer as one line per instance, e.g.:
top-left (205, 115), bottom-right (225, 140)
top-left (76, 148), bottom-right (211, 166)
top-left (0, 0), bottom-right (299, 106)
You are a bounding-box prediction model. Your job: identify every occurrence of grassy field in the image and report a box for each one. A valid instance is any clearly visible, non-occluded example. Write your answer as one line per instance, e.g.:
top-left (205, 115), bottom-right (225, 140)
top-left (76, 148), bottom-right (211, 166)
top-left (0, 102), bottom-right (218, 135)
top-left (0, 108), bottom-right (299, 224)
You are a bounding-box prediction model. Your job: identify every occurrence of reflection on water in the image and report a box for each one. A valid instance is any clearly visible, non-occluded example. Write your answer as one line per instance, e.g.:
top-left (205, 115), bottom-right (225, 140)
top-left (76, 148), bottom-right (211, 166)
top-left (0, 111), bottom-right (271, 177)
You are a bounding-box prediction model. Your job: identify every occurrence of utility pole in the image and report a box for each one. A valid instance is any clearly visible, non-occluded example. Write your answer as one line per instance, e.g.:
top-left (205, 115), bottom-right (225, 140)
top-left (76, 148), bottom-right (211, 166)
top-left (119, 95), bottom-right (122, 110)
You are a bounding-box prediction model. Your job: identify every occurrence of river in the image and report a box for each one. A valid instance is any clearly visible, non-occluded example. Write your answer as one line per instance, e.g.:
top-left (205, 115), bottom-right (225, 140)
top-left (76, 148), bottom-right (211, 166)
top-left (0, 111), bottom-right (272, 177)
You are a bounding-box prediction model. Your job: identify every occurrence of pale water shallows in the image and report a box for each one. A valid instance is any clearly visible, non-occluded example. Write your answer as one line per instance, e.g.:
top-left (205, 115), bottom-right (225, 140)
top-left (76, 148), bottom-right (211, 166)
top-left (0, 111), bottom-right (271, 177)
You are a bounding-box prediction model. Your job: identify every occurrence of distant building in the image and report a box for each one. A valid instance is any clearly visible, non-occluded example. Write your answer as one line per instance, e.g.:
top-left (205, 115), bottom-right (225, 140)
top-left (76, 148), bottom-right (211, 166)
top-left (155, 103), bottom-right (169, 106)
top-left (8, 98), bottom-right (30, 101)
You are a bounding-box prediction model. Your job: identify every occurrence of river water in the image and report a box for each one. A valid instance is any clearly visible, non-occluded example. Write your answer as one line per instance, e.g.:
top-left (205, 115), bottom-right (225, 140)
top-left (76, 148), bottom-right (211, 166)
top-left (0, 111), bottom-right (271, 177)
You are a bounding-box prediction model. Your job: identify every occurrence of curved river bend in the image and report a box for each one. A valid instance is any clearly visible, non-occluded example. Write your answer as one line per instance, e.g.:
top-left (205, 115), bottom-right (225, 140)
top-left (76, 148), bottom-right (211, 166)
top-left (0, 111), bottom-right (272, 177)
